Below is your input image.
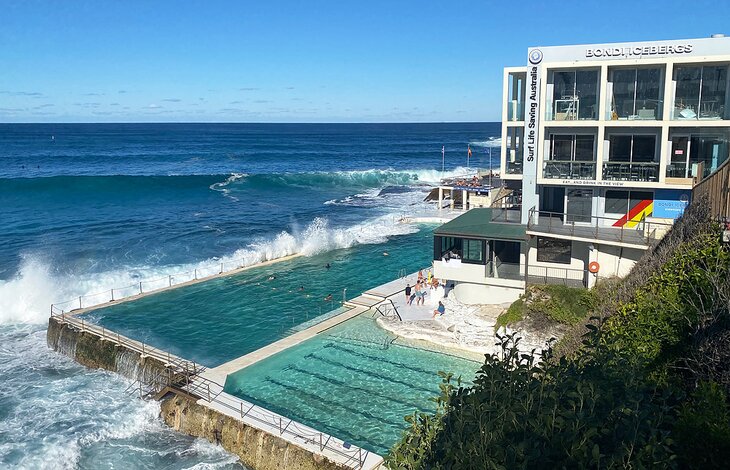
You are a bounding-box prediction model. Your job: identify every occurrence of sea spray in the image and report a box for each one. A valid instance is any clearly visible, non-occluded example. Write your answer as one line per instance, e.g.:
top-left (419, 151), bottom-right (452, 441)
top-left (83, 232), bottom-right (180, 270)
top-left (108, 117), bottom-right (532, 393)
top-left (1, 213), bottom-right (419, 324)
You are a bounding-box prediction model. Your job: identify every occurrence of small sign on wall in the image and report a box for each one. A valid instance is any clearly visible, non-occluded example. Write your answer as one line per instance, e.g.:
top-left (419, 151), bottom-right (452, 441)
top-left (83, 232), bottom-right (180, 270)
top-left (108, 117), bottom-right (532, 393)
top-left (653, 189), bottom-right (691, 219)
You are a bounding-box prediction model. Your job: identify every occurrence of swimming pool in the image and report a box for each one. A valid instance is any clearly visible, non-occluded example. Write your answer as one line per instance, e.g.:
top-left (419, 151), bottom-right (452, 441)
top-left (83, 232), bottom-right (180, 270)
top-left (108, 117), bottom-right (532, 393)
top-left (222, 313), bottom-right (482, 455)
top-left (85, 229), bottom-right (434, 367)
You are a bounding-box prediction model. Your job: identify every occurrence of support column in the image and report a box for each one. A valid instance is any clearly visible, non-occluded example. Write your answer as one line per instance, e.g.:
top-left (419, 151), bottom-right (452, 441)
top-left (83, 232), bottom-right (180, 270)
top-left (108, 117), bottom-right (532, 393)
top-left (463, 189), bottom-right (468, 211)
top-left (438, 187), bottom-right (444, 210)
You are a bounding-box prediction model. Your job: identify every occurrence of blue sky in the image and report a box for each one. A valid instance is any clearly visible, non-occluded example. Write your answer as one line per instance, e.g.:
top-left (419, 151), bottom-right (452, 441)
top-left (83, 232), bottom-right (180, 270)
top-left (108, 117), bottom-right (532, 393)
top-left (2, 0), bottom-right (729, 123)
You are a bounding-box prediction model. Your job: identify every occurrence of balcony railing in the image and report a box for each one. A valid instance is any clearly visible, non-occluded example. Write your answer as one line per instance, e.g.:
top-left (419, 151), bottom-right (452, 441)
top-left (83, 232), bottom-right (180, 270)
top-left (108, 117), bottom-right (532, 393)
top-left (602, 161), bottom-right (660, 182)
top-left (486, 261), bottom-right (523, 281)
top-left (526, 207), bottom-right (673, 247)
top-left (490, 204), bottom-right (522, 224)
top-left (543, 161), bottom-right (596, 180)
top-left (506, 160), bottom-right (523, 175)
top-left (508, 100), bottom-right (524, 121)
top-left (485, 260), bottom-right (588, 287)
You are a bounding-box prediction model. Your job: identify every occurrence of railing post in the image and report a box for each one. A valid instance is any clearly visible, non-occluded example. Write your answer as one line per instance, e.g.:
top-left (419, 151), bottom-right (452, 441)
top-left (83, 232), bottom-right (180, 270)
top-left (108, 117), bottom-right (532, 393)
top-left (79, 296), bottom-right (82, 309)
top-left (194, 269), bottom-right (197, 280)
top-left (220, 262), bottom-right (224, 274)
top-left (110, 289), bottom-right (114, 301)
top-left (169, 275), bottom-right (172, 287)
top-left (139, 281), bottom-right (143, 294)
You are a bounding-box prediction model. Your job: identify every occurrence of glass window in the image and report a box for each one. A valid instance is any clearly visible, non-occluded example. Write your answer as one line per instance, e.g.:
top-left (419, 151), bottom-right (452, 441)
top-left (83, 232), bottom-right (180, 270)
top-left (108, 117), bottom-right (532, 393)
top-left (566, 188), bottom-right (593, 223)
top-left (674, 66), bottom-right (701, 118)
top-left (632, 136), bottom-right (656, 162)
top-left (436, 236), bottom-right (462, 260)
top-left (507, 72), bottom-right (526, 121)
top-left (551, 135), bottom-right (573, 161)
top-left (605, 190), bottom-right (653, 216)
top-left (701, 66), bottom-right (727, 119)
top-left (506, 127), bottom-right (524, 174)
top-left (605, 190), bottom-right (629, 214)
top-left (630, 191), bottom-right (653, 209)
top-left (537, 237), bottom-right (572, 264)
top-left (493, 240), bottom-right (521, 264)
top-left (551, 69), bottom-right (599, 120)
top-left (575, 135), bottom-right (595, 161)
top-left (464, 239), bottom-right (485, 264)
top-left (635, 68), bottom-right (663, 119)
top-left (674, 65), bottom-right (729, 120)
top-left (608, 135), bottom-right (632, 162)
top-left (611, 69), bottom-right (636, 119)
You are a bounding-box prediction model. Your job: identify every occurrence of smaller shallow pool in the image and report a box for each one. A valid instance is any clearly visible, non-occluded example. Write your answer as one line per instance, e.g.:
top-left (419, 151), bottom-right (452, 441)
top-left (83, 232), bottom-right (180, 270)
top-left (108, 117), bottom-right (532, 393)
top-left (223, 313), bottom-right (482, 455)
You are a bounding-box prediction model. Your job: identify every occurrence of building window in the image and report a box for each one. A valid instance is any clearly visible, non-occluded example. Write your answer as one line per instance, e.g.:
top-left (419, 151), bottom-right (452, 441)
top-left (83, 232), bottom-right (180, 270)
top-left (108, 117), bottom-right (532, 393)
top-left (464, 239), bottom-right (485, 264)
top-left (674, 65), bottom-right (728, 120)
top-left (434, 237), bottom-right (486, 264)
top-left (537, 237), bottom-right (572, 264)
top-left (605, 190), bottom-right (653, 216)
top-left (549, 69), bottom-right (599, 120)
top-left (544, 134), bottom-right (596, 179)
top-left (507, 72), bottom-right (526, 121)
top-left (604, 133), bottom-right (659, 181)
top-left (505, 127), bottom-right (524, 174)
top-left (608, 67), bottom-right (664, 120)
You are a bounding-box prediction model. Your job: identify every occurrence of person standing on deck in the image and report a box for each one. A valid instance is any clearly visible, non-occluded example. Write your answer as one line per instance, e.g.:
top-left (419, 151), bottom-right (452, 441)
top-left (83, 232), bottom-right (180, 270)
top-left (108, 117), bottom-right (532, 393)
top-left (404, 284), bottom-right (412, 304)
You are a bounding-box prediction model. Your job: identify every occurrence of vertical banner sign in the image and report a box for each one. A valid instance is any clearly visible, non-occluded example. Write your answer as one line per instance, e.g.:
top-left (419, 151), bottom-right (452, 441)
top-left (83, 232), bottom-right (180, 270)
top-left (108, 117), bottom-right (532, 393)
top-left (521, 48), bottom-right (542, 224)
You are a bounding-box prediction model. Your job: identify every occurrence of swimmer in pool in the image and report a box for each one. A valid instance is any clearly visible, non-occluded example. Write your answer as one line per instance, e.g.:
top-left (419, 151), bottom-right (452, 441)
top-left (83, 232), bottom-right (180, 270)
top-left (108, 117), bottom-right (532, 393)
top-left (324, 294), bottom-right (333, 301)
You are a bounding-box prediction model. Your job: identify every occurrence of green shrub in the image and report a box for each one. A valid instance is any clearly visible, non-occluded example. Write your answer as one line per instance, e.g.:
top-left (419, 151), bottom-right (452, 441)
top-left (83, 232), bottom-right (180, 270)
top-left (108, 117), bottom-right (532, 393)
top-left (496, 285), bottom-right (594, 330)
top-left (674, 381), bottom-right (730, 468)
top-left (386, 333), bottom-right (677, 469)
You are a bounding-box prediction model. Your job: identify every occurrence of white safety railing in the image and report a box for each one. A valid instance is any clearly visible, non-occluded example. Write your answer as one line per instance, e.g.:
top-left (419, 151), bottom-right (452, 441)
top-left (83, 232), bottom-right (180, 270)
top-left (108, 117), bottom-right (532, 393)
top-left (50, 255), bottom-right (296, 315)
top-left (49, 310), bottom-right (372, 468)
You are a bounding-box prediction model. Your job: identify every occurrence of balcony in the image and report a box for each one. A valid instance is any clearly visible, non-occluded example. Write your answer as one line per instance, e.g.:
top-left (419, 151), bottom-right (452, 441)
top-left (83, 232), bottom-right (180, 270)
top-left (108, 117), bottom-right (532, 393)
top-left (602, 162), bottom-right (660, 182)
top-left (506, 160), bottom-right (523, 175)
top-left (526, 208), bottom-right (672, 247)
top-left (508, 100), bottom-right (524, 121)
top-left (487, 261), bottom-right (588, 287)
top-left (543, 161), bottom-right (596, 180)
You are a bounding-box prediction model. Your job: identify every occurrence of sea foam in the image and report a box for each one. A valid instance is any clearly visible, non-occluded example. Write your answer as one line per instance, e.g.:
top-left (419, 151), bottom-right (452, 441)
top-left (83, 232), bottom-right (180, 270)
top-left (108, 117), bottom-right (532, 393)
top-left (0, 213), bottom-right (419, 325)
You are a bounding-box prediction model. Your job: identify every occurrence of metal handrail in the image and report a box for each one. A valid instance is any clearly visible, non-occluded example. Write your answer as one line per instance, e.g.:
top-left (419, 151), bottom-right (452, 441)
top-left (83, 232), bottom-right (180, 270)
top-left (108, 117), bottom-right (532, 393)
top-left (526, 206), bottom-right (673, 245)
top-left (49, 253), bottom-right (301, 315)
top-left (373, 299), bottom-right (402, 322)
top-left (50, 310), bottom-right (370, 468)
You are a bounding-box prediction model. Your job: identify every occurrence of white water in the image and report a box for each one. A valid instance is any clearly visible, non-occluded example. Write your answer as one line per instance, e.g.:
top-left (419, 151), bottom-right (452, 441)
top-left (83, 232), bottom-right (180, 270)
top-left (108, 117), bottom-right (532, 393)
top-left (0, 187), bottom-right (427, 326)
top-left (0, 324), bottom-right (244, 469)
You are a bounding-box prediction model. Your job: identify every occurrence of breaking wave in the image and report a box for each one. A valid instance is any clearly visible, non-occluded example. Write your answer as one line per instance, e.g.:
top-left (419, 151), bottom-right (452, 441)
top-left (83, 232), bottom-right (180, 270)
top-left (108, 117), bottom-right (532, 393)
top-left (0, 214), bottom-right (418, 325)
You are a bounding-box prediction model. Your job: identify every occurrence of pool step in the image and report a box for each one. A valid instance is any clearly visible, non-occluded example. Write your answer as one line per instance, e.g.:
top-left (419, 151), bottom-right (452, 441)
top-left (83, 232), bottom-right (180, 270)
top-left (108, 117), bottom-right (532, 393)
top-left (343, 296), bottom-right (381, 309)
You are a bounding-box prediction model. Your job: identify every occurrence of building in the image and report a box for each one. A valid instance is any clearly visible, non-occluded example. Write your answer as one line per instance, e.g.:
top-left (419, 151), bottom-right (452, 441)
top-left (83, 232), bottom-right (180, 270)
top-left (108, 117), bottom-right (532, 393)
top-left (434, 35), bottom-right (730, 303)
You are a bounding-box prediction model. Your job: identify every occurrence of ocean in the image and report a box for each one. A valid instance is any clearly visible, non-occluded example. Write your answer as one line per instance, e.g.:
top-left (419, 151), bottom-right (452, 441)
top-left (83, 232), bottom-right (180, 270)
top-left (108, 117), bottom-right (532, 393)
top-left (0, 122), bottom-right (500, 469)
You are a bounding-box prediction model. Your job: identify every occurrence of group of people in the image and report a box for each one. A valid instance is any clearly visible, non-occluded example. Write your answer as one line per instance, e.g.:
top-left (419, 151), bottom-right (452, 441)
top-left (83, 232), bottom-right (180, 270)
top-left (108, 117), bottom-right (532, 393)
top-left (404, 269), bottom-right (447, 318)
top-left (453, 176), bottom-right (483, 188)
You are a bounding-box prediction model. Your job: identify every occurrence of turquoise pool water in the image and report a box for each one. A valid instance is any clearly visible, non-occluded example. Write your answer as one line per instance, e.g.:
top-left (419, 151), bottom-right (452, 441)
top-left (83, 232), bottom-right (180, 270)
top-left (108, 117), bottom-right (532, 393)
top-left (86, 229), bottom-right (433, 367)
top-left (223, 313), bottom-right (482, 455)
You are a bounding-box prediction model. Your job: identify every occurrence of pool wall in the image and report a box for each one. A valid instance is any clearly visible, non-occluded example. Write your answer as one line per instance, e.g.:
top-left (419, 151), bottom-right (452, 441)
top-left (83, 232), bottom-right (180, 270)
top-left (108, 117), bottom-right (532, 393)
top-left (47, 316), bottom-right (171, 384)
top-left (46, 314), bottom-right (382, 470)
top-left (160, 394), bottom-right (354, 470)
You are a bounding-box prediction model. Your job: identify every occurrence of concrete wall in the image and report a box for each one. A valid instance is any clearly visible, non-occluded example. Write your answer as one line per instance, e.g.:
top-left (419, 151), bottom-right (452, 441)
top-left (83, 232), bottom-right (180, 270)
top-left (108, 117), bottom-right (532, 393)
top-left (451, 280), bottom-right (524, 305)
top-left (160, 394), bottom-right (347, 470)
top-left (594, 244), bottom-right (644, 279)
top-left (434, 260), bottom-right (488, 284)
top-left (46, 317), bottom-right (169, 383)
top-left (46, 318), bottom-right (357, 470)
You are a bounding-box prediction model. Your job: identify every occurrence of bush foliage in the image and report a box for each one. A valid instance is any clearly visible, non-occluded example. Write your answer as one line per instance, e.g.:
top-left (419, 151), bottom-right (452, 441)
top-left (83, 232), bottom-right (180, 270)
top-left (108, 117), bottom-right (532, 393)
top-left (387, 202), bottom-right (730, 469)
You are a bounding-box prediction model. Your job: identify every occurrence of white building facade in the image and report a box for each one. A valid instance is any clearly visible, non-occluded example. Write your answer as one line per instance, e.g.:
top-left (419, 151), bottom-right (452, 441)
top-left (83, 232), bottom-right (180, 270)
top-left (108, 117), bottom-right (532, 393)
top-left (500, 35), bottom-right (730, 287)
top-left (434, 36), bottom-right (730, 304)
